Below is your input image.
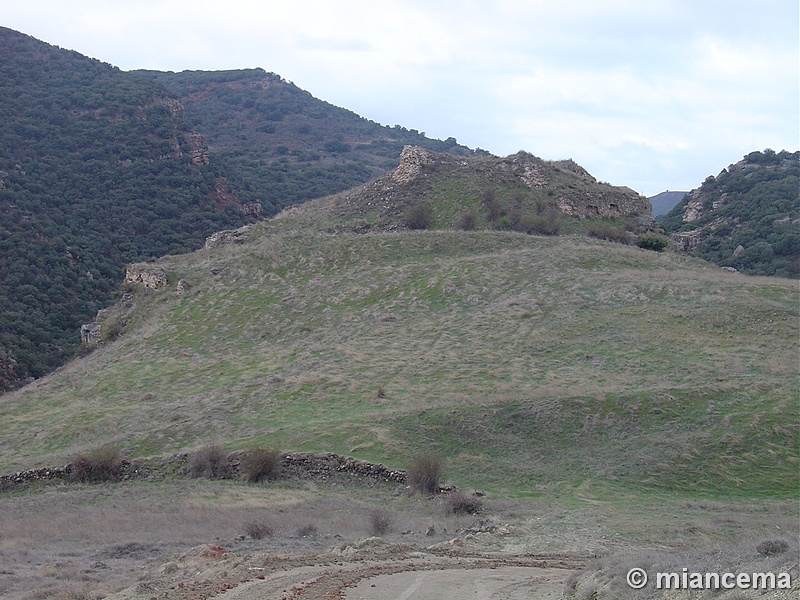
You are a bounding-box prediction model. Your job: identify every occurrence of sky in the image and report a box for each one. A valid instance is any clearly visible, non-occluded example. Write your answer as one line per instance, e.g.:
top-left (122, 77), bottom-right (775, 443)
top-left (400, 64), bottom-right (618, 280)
top-left (3, 0), bottom-right (798, 197)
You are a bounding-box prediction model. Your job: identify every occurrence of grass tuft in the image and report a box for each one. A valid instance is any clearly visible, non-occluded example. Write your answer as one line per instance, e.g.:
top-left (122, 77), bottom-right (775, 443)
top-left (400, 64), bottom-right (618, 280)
top-left (407, 453), bottom-right (444, 496)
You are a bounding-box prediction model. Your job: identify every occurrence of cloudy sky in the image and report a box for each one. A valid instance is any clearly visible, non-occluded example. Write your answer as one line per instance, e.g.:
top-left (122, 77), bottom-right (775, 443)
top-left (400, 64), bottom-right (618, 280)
top-left (4, 0), bottom-right (798, 196)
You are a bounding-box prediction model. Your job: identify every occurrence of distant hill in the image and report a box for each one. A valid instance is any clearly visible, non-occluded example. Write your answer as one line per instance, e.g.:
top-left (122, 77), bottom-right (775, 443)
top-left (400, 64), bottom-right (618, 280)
top-left (660, 150), bottom-right (799, 277)
top-left (649, 190), bottom-right (687, 218)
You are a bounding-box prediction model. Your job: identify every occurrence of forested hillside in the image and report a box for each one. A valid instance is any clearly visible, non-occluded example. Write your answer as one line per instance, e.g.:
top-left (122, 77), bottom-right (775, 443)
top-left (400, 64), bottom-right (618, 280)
top-left (0, 28), bottom-right (253, 389)
top-left (661, 150), bottom-right (799, 277)
top-left (137, 68), bottom-right (482, 214)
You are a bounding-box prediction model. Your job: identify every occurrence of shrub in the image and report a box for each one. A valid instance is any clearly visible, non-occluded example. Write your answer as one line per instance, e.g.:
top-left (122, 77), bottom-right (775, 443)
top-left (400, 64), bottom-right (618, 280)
top-left (369, 509), bottom-right (393, 536)
top-left (240, 447), bottom-right (282, 483)
top-left (445, 491), bottom-right (483, 515)
top-left (482, 189), bottom-right (502, 222)
top-left (587, 222), bottom-right (631, 244)
top-left (407, 452), bottom-right (444, 495)
top-left (637, 233), bottom-right (669, 252)
top-left (188, 445), bottom-right (231, 479)
top-left (756, 538), bottom-right (789, 556)
top-left (404, 201), bottom-right (433, 230)
top-left (296, 524), bottom-right (318, 538)
top-left (68, 445), bottom-right (123, 483)
top-left (244, 520), bottom-right (274, 539)
top-left (512, 209), bottom-right (562, 236)
top-left (455, 210), bottom-right (478, 231)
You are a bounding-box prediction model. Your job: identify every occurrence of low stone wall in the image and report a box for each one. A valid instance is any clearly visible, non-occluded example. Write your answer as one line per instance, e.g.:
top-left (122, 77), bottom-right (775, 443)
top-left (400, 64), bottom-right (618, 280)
top-left (0, 452), bottom-right (406, 490)
top-left (281, 452), bottom-right (406, 484)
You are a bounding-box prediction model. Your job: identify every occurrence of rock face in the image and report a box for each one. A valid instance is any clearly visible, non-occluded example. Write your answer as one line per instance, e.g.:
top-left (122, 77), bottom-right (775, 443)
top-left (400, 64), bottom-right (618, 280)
top-left (80, 322), bottom-right (102, 348)
top-left (124, 264), bottom-right (168, 289)
top-left (204, 225), bottom-right (252, 249)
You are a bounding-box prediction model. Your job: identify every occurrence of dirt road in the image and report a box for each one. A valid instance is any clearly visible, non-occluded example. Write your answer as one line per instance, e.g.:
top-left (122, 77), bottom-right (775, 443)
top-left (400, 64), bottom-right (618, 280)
top-left (108, 539), bottom-right (586, 600)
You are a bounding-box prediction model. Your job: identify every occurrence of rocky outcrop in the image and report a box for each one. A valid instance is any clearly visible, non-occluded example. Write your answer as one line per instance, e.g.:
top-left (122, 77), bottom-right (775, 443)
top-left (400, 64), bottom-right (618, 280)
top-left (391, 146), bottom-right (440, 183)
top-left (80, 322), bottom-right (102, 348)
top-left (204, 225), bottom-right (252, 249)
top-left (124, 264), bottom-right (168, 289)
top-left (185, 133), bottom-right (209, 165)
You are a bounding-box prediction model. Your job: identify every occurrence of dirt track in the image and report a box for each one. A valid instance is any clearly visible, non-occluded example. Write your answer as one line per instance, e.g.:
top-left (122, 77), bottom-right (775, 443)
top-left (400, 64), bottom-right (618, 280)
top-left (108, 539), bottom-right (588, 600)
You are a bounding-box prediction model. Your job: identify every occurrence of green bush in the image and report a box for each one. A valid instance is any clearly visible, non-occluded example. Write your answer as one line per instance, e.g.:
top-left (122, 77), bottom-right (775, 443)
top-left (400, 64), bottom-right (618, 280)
top-left (637, 233), bottom-right (669, 252)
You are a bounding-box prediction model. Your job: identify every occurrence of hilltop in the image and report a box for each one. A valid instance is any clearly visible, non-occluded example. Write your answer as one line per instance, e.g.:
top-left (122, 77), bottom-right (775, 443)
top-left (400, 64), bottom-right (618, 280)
top-left (273, 145), bottom-right (653, 235)
top-left (661, 149), bottom-right (799, 277)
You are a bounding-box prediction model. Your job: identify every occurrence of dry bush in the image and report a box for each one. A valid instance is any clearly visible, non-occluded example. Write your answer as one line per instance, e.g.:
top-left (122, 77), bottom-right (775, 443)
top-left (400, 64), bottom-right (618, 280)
top-left (68, 446), bottom-right (123, 483)
top-left (296, 524), bottom-right (318, 538)
top-left (482, 189), bottom-right (502, 222)
top-left (243, 520), bottom-right (274, 539)
top-left (755, 538), bottom-right (790, 556)
top-left (407, 452), bottom-right (444, 495)
top-left (455, 210), bottom-right (478, 231)
top-left (444, 491), bottom-right (483, 515)
top-left (188, 445), bottom-right (231, 479)
top-left (368, 509), bottom-right (393, 536)
top-left (240, 447), bottom-right (282, 483)
top-left (587, 222), bottom-right (631, 244)
top-left (404, 201), bottom-right (432, 230)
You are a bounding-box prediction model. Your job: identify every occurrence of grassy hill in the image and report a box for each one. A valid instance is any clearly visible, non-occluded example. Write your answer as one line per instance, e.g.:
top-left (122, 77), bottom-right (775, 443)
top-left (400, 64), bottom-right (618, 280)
top-left (4, 221), bottom-right (796, 499)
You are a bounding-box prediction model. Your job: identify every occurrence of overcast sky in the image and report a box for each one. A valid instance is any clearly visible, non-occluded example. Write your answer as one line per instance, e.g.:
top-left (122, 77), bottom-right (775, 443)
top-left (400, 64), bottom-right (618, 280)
top-left (4, 0), bottom-right (798, 196)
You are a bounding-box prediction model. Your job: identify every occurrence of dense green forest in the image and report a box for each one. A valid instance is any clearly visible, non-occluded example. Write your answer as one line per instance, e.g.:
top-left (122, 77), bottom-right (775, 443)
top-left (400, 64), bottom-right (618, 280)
top-left (137, 68), bottom-right (483, 213)
top-left (0, 28), bottom-right (252, 389)
top-left (661, 150), bottom-right (799, 277)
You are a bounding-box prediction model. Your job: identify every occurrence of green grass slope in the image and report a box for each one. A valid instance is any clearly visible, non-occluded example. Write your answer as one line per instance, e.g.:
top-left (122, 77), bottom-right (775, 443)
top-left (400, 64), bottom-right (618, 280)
top-left (2, 228), bottom-right (797, 499)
